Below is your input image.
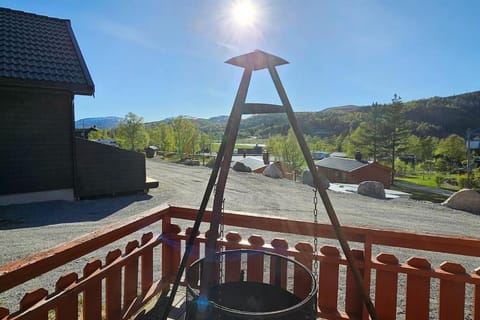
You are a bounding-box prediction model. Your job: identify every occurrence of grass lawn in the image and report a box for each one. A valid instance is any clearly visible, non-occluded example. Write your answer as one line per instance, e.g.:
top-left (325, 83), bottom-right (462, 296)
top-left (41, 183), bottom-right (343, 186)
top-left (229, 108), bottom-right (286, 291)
top-left (211, 142), bottom-right (264, 153)
top-left (396, 173), bottom-right (460, 191)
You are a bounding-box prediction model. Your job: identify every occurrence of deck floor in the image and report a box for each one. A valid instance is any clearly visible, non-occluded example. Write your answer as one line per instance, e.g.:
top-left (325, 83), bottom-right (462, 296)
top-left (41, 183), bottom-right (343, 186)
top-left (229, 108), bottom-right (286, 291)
top-left (134, 291), bottom-right (186, 320)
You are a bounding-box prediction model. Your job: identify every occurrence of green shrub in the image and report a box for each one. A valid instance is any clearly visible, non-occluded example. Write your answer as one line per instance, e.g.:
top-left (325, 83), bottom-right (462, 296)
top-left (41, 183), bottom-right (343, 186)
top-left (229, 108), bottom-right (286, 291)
top-left (434, 175), bottom-right (445, 187)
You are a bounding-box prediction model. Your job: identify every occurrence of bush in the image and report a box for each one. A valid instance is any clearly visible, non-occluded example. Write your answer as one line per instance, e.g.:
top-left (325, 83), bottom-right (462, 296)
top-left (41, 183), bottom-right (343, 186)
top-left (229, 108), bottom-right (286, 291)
top-left (458, 176), bottom-right (474, 188)
top-left (434, 175), bottom-right (445, 187)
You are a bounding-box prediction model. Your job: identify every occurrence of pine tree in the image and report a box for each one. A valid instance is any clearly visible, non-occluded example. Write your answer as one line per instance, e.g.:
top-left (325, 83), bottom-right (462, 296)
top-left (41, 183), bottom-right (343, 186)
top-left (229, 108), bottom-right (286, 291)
top-left (383, 94), bottom-right (410, 183)
top-left (359, 102), bottom-right (386, 162)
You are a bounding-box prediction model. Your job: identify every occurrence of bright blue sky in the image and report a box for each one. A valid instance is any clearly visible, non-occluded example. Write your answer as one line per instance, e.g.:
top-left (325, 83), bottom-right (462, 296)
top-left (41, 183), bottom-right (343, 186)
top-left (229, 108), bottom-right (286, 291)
top-left (4, 1), bottom-right (480, 122)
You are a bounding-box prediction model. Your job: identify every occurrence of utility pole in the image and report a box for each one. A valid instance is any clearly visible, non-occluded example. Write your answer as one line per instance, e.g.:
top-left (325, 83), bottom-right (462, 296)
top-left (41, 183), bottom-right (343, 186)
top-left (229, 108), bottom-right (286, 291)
top-left (390, 93), bottom-right (402, 185)
top-left (467, 128), bottom-right (471, 181)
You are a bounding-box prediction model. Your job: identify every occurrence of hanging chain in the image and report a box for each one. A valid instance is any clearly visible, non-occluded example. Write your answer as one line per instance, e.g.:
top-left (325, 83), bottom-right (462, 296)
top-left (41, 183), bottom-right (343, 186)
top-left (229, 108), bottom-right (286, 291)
top-left (219, 196), bottom-right (225, 283)
top-left (313, 188), bottom-right (319, 280)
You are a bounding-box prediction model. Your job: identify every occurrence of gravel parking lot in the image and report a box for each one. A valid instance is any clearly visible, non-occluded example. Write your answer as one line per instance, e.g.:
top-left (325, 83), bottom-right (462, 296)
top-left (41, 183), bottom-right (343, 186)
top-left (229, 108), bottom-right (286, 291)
top-left (1, 158), bottom-right (479, 315)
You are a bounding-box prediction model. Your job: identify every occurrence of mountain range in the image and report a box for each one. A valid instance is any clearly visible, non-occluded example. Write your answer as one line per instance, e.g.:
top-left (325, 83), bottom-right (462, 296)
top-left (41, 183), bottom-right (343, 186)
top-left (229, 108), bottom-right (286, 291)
top-left (76, 90), bottom-right (480, 138)
top-left (75, 116), bottom-right (123, 129)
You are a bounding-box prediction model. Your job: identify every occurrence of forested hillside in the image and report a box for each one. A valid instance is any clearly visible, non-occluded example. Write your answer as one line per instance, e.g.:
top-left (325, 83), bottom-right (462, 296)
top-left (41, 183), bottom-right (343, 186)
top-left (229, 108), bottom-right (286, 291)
top-left (236, 91), bottom-right (480, 139)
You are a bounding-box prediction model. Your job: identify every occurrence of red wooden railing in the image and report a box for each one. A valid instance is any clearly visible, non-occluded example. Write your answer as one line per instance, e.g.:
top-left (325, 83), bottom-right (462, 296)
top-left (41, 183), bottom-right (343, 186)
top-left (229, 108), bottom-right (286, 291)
top-left (1, 204), bottom-right (480, 319)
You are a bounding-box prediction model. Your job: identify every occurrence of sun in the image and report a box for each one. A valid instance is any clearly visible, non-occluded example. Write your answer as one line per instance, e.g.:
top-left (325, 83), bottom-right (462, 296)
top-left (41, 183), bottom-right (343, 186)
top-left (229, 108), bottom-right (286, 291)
top-left (231, 0), bottom-right (257, 27)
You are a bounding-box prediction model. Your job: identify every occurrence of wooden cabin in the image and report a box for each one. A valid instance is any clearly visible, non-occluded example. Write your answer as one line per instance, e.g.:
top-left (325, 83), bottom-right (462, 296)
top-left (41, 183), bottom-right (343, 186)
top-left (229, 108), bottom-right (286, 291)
top-left (0, 7), bottom-right (156, 205)
top-left (316, 157), bottom-right (393, 188)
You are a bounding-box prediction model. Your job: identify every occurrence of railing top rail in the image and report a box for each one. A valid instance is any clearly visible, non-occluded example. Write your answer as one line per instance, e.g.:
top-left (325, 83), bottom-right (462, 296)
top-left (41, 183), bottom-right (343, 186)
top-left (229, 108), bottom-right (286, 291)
top-left (0, 204), bottom-right (170, 293)
top-left (168, 205), bottom-right (480, 257)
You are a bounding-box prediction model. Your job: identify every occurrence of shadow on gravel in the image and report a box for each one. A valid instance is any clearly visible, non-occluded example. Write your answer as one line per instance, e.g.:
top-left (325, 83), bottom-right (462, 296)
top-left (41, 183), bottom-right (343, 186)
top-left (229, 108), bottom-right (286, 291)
top-left (0, 194), bottom-right (152, 229)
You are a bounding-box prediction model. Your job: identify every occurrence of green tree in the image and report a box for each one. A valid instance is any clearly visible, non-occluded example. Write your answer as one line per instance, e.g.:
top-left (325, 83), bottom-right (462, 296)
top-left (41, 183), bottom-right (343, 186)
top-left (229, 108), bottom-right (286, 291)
top-left (88, 129), bottom-right (108, 140)
top-left (343, 125), bottom-right (371, 159)
top-left (266, 134), bottom-right (284, 161)
top-left (282, 129), bottom-right (305, 172)
top-left (360, 102), bottom-right (385, 161)
top-left (418, 136), bottom-right (438, 162)
top-left (198, 132), bottom-right (213, 153)
top-left (117, 112), bottom-right (149, 151)
top-left (148, 123), bottom-right (175, 152)
top-left (384, 94), bottom-right (410, 182)
top-left (171, 116), bottom-right (197, 156)
top-left (267, 130), bottom-right (305, 171)
top-left (436, 134), bottom-right (467, 171)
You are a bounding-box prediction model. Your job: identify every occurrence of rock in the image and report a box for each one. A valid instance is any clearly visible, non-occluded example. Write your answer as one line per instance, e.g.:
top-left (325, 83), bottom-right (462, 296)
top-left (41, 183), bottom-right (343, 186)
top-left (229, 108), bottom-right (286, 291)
top-left (302, 170), bottom-right (330, 189)
top-left (206, 158), bottom-right (216, 168)
top-left (357, 181), bottom-right (385, 199)
top-left (233, 162), bottom-right (252, 173)
top-left (263, 164), bottom-right (284, 179)
top-left (441, 189), bottom-right (480, 214)
top-left (182, 159), bottom-right (200, 166)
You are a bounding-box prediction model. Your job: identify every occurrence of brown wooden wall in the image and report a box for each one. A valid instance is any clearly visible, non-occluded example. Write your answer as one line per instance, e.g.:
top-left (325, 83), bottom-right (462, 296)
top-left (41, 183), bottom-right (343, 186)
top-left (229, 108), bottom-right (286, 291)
top-left (351, 163), bottom-right (392, 188)
top-left (0, 88), bottom-right (74, 195)
top-left (317, 163), bottom-right (392, 188)
top-left (75, 138), bottom-right (146, 198)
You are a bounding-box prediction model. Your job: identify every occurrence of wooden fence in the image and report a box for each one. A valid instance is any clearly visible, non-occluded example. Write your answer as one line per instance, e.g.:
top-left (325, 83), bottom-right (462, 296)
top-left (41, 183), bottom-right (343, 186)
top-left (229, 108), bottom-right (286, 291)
top-left (1, 204), bottom-right (480, 319)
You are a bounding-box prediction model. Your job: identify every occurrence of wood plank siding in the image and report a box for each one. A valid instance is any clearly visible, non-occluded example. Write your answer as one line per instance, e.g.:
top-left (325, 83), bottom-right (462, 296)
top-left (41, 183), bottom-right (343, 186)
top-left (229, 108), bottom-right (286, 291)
top-left (0, 88), bottom-right (74, 195)
top-left (75, 139), bottom-right (146, 198)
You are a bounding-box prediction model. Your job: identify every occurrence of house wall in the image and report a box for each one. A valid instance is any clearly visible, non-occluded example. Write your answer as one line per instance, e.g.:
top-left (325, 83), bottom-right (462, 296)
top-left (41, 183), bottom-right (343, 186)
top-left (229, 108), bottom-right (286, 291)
top-left (317, 167), bottom-right (348, 184)
top-left (351, 164), bottom-right (392, 188)
top-left (317, 163), bottom-right (392, 188)
top-left (75, 139), bottom-right (146, 198)
top-left (0, 88), bottom-right (74, 195)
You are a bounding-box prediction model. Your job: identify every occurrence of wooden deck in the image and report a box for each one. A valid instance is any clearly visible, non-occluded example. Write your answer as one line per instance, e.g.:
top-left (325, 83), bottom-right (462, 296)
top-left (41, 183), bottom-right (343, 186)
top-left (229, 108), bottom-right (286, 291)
top-left (133, 292), bottom-right (186, 320)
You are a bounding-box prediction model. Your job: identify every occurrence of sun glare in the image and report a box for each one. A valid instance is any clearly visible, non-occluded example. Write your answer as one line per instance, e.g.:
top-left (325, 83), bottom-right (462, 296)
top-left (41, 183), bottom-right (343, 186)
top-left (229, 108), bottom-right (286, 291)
top-left (231, 0), bottom-right (257, 27)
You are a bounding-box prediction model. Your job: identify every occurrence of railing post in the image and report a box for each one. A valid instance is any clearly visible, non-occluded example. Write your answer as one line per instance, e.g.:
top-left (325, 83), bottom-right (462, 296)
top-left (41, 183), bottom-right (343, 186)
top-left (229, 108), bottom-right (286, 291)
top-left (247, 235), bottom-right (265, 283)
top-left (438, 262), bottom-right (467, 320)
top-left (19, 288), bottom-right (49, 320)
top-left (270, 239), bottom-right (288, 289)
top-left (375, 253), bottom-right (400, 320)
top-left (294, 242), bottom-right (313, 298)
top-left (225, 232), bottom-right (242, 282)
top-left (345, 249), bottom-right (365, 319)
top-left (0, 307), bottom-right (8, 319)
top-left (474, 267), bottom-right (480, 320)
top-left (83, 260), bottom-right (102, 320)
top-left (105, 249), bottom-right (122, 320)
top-left (185, 227), bottom-right (201, 286)
top-left (405, 257), bottom-right (431, 320)
top-left (55, 272), bottom-right (79, 319)
top-left (363, 233), bottom-right (373, 320)
top-left (162, 224), bottom-right (181, 283)
top-left (124, 240), bottom-right (139, 309)
top-left (141, 232), bottom-right (154, 296)
top-left (318, 245), bottom-right (340, 315)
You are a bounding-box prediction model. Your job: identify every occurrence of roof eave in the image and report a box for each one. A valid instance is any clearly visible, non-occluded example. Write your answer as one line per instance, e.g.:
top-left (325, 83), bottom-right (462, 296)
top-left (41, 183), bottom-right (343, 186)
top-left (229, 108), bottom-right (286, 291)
top-left (0, 78), bottom-right (94, 96)
top-left (64, 20), bottom-right (95, 95)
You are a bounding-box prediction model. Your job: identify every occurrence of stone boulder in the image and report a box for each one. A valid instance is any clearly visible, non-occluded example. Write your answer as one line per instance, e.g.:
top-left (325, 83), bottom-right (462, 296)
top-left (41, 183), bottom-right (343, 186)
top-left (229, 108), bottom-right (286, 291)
top-left (302, 170), bottom-right (314, 187)
top-left (206, 158), bottom-right (215, 168)
top-left (302, 170), bottom-right (330, 189)
top-left (441, 189), bottom-right (480, 214)
top-left (263, 164), bottom-right (283, 179)
top-left (357, 181), bottom-right (385, 199)
top-left (182, 159), bottom-right (200, 166)
top-left (233, 162), bottom-right (252, 173)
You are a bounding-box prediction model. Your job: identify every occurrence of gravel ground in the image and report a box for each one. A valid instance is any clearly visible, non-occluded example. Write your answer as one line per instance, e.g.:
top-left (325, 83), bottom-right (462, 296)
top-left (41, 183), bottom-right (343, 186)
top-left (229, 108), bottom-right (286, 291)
top-left (1, 158), bottom-right (479, 316)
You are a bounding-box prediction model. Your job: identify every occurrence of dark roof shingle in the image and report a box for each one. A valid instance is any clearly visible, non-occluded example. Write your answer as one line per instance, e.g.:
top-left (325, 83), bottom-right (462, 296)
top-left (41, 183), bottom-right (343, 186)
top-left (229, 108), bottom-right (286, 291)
top-left (0, 7), bottom-right (94, 95)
